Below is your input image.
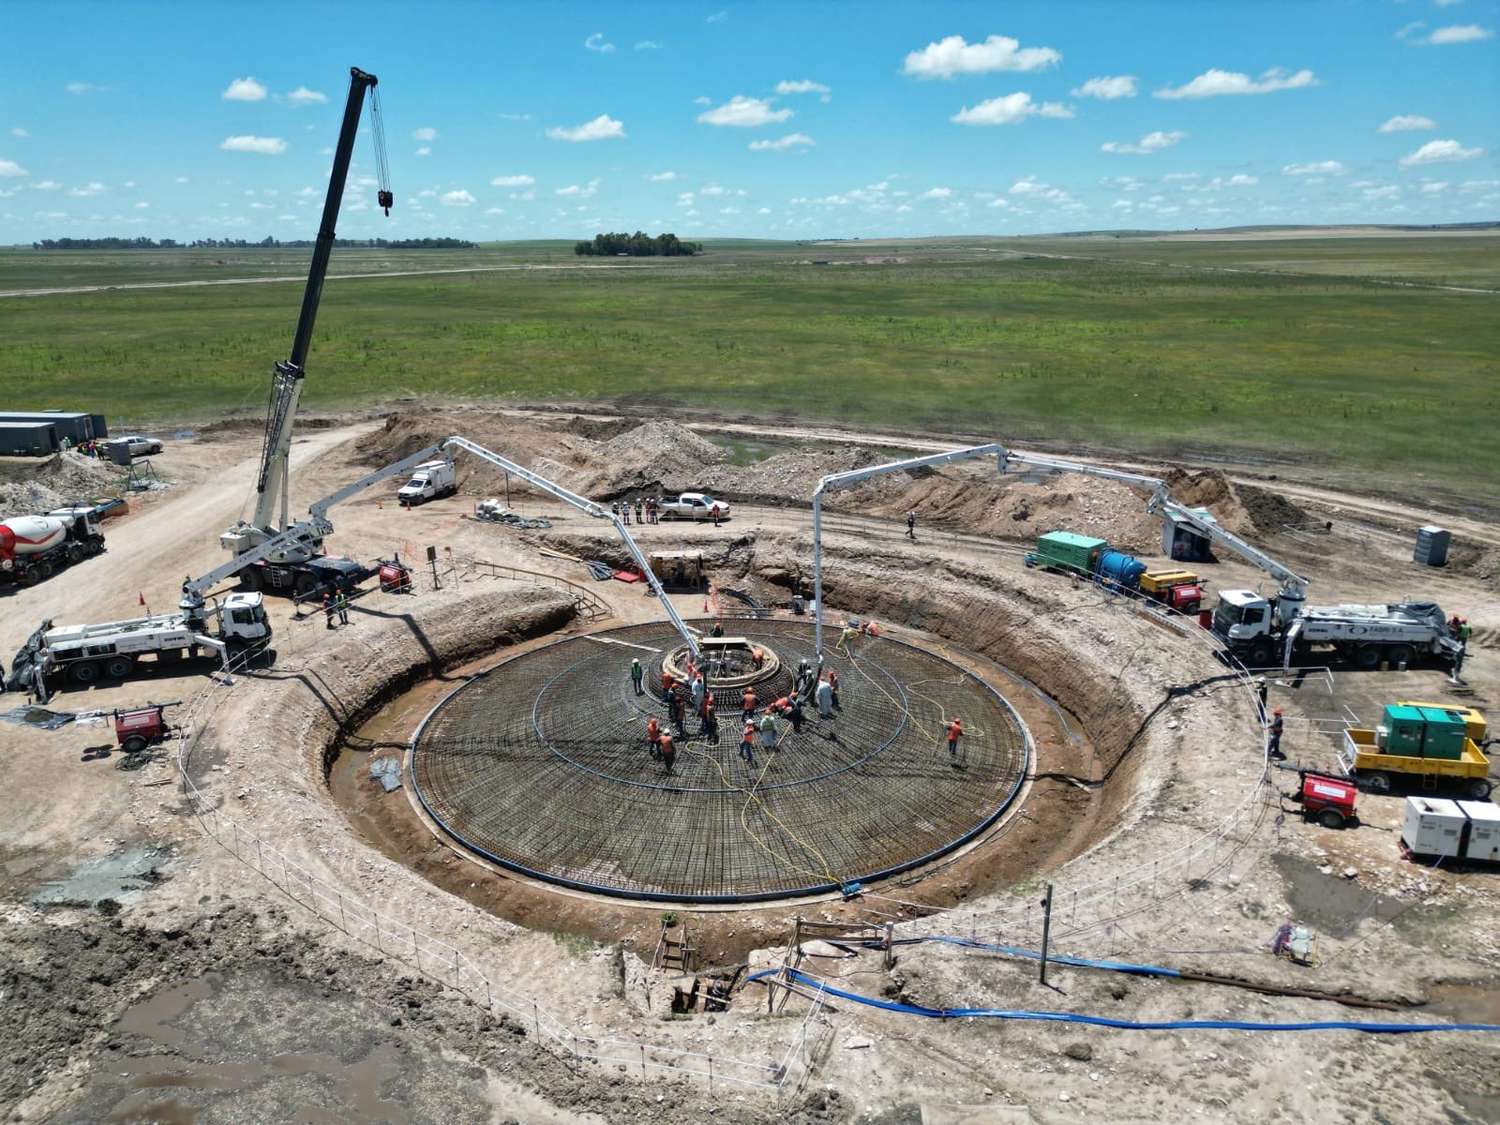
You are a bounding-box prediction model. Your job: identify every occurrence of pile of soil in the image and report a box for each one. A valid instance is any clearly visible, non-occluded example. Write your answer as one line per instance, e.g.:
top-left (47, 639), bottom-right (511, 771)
top-left (0, 452), bottom-right (125, 515)
top-left (702, 443), bottom-right (881, 505)
top-left (587, 420), bottom-right (727, 495)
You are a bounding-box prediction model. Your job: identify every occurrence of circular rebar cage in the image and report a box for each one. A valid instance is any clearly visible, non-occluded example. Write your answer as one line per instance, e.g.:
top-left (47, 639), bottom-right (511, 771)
top-left (411, 619), bottom-right (1029, 903)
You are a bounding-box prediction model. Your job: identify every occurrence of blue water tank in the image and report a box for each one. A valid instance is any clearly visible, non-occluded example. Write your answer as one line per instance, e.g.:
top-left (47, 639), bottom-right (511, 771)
top-left (1096, 549), bottom-right (1146, 589)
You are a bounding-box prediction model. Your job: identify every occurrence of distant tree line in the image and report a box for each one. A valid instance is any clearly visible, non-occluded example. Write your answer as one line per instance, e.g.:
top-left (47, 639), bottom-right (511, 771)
top-left (32, 236), bottom-right (477, 250)
top-left (574, 232), bottom-right (703, 257)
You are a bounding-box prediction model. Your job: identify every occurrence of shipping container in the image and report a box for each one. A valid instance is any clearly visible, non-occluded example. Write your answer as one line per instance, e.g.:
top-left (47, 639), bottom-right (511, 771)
top-left (0, 411), bottom-right (99, 445)
top-left (0, 422), bottom-right (61, 457)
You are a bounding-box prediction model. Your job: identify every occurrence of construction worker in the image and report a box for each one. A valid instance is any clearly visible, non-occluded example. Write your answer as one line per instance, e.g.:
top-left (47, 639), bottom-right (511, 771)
top-left (691, 672), bottom-right (706, 716)
top-left (759, 710), bottom-right (778, 751)
top-left (630, 658), bottom-right (644, 696)
top-left (635, 497), bottom-right (644, 524)
top-left (659, 730), bottom-right (676, 773)
top-left (1458, 617), bottom-right (1473, 646)
top-left (815, 675), bottom-right (833, 719)
top-left (661, 670), bottom-right (676, 703)
top-left (839, 623), bottom-right (859, 652)
top-left (906, 509), bottom-right (916, 541)
top-left (701, 693), bottom-right (717, 741)
top-left (669, 691), bottom-right (685, 734)
top-left (1449, 614), bottom-right (1462, 640)
top-left (335, 589), bottom-right (351, 626)
top-left (711, 620), bottom-right (724, 638)
top-left (946, 717), bottom-right (963, 757)
top-left (787, 692), bottom-right (804, 734)
top-left (1267, 708), bottom-right (1286, 760)
top-left (829, 669), bottom-right (841, 710)
top-left (646, 716), bottom-right (662, 760)
top-left (742, 687), bottom-right (758, 723)
top-left (751, 645), bottom-right (765, 669)
top-left (711, 503), bottom-right (721, 528)
top-left (323, 590), bottom-right (336, 630)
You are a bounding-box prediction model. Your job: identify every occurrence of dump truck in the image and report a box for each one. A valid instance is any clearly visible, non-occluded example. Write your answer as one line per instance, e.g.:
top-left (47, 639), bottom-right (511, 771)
top-left (1339, 704), bottom-right (1492, 800)
top-left (0, 508), bottom-right (106, 585)
top-left (1139, 568), bottom-right (1206, 613)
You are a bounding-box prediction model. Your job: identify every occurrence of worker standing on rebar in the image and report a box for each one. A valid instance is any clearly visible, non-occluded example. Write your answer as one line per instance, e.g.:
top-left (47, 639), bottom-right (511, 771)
top-left (740, 720), bottom-right (756, 765)
top-left (711, 620), bottom-right (724, 638)
top-left (630, 658), bottom-right (644, 696)
top-left (661, 670), bottom-right (675, 703)
top-left (815, 675), bottom-right (833, 720)
top-left (670, 690), bottom-right (685, 735)
top-left (829, 669), bottom-right (841, 711)
top-left (646, 716), bottom-right (662, 760)
top-left (1267, 708), bottom-right (1286, 760)
top-left (660, 730), bottom-right (676, 773)
top-left (701, 693), bottom-right (717, 741)
top-left (742, 686), bottom-right (758, 723)
top-left (691, 671), bottom-right (706, 716)
top-left (787, 692), bottom-right (804, 734)
top-left (946, 717), bottom-right (963, 757)
top-left (760, 710), bottom-right (778, 752)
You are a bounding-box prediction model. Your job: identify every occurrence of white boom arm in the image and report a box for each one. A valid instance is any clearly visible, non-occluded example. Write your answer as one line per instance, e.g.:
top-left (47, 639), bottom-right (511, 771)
top-left (812, 444), bottom-right (1004, 658)
top-left (192, 436), bottom-right (702, 661)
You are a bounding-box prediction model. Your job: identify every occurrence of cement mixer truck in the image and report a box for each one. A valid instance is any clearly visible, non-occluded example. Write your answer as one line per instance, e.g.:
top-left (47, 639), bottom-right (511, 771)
top-left (0, 508), bottom-right (105, 585)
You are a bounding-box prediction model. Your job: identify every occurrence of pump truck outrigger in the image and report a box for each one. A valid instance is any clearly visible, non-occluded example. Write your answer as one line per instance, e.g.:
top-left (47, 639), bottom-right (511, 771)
top-left (219, 66), bottom-right (394, 600)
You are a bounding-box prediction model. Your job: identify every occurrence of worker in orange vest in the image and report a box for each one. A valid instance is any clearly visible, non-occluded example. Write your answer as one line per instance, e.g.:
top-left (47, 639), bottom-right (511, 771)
top-left (659, 730), bottom-right (676, 773)
top-left (661, 670), bottom-right (675, 702)
top-left (646, 717), bottom-right (661, 760)
top-left (739, 720), bottom-right (756, 765)
top-left (742, 687), bottom-right (758, 722)
top-left (828, 669), bottom-right (840, 710)
top-left (946, 717), bottom-right (963, 757)
top-left (701, 693), bottom-right (717, 741)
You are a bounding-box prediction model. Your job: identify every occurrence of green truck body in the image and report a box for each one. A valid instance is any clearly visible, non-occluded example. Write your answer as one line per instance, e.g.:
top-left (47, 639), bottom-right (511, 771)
top-left (1027, 531), bottom-right (1106, 576)
top-left (1380, 704), bottom-right (1468, 761)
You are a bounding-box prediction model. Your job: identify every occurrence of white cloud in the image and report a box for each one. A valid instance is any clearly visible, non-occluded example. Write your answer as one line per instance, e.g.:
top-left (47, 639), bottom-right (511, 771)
top-left (1155, 67), bottom-right (1317, 99)
top-left (10, 127), bottom-right (28, 138)
top-left (412, 126), bottom-right (438, 142)
top-left (250, 201), bottom-right (272, 210)
top-left (951, 92), bottom-right (1072, 126)
top-left (699, 184), bottom-right (727, 197)
top-left (921, 187), bottom-right (953, 199)
top-left (68, 181), bottom-right (106, 197)
top-left (1459, 179), bottom-right (1500, 193)
top-left (415, 146), bottom-right (431, 156)
top-left (223, 77), bottom-right (268, 102)
top-left (757, 206), bottom-right (771, 215)
top-left (748, 132), bottom-right (814, 151)
top-left (648, 171), bottom-right (676, 181)
top-left (1227, 174), bottom-right (1257, 186)
top-left (1072, 75), bottom-right (1136, 100)
top-left (491, 174), bottom-right (535, 187)
top-left (706, 10), bottom-right (728, 22)
top-left (1282, 160), bottom-right (1345, 176)
top-left (485, 206), bottom-right (506, 214)
top-left (1426, 24), bottom-right (1493, 44)
top-left (286, 86), bottom-right (327, 106)
top-left (498, 112), bottom-right (532, 121)
top-left (220, 135), bottom-right (287, 155)
top-left (440, 189), bottom-right (476, 206)
top-left (903, 34), bottom-right (1061, 79)
top-left (1399, 138), bottom-right (1483, 166)
top-left (987, 197), bottom-right (1010, 208)
top-left (584, 32), bottom-right (615, 53)
top-left (175, 176), bottom-right (190, 184)
top-left (0, 159), bottom-right (27, 178)
top-left (634, 40), bottom-right (661, 50)
top-left (697, 96), bottom-right (791, 127)
top-left (776, 79), bottom-right (830, 96)
top-left (1362, 185), bottom-right (1400, 200)
top-left (1421, 181), bottom-right (1449, 194)
top-left (1396, 20), bottom-right (1427, 41)
top-left (293, 185), bottom-right (316, 197)
top-left (555, 179), bottom-right (600, 198)
top-left (1379, 114), bottom-right (1436, 133)
top-left (546, 114), bottom-right (626, 141)
top-left (1101, 130), bottom-right (1186, 154)
top-left (1008, 176), bottom-right (1078, 207)
top-left (65, 82), bottom-right (97, 95)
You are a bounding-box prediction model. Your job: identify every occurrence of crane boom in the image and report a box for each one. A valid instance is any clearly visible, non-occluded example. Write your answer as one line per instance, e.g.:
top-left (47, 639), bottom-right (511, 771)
top-left (224, 67), bottom-right (388, 561)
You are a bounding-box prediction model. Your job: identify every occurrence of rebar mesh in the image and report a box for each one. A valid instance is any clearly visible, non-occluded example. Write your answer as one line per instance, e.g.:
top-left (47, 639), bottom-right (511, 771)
top-left (411, 620), bottom-right (1029, 903)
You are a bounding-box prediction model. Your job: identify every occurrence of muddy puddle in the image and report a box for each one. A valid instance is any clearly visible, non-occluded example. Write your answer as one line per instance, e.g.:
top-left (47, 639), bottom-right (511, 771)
top-left (30, 844), bottom-right (172, 910)
top-left (1272, 854), bottom-right (1406, 938)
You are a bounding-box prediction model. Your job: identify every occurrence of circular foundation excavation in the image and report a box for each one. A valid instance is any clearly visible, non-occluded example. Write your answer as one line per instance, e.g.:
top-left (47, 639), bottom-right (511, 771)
top-left (410, 620), bottom-right (1030, 903)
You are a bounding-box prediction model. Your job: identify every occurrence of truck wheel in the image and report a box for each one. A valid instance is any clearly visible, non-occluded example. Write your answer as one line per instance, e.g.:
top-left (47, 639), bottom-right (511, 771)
top-left (1363, 771), bottom-right (1392, 794)
top-left (122, 734), bottom-right (148, 754)
top-left (31, 560), bottom-right (55, 582)
top-left (1355, 645), bottom-right (1381, 670)
top-left (70, 661), bottom-right (101, 685)
top-left (1317, 808), bottom-right (1346, 829)
top-left (88, 536), bottom-right (106, 556)
top-left (104, 655), bottom-right (136, 679)
top-left (1468, 779), bottom-right (1493, 800)
top-left (1248, 641), bottom-right (1274, 667)
top-left (66, 542), bottom-right (85, 564)
top-left (239, 567), bottom-right (263, 592)
top-left (1386, 644), bottom-right (1414, 668)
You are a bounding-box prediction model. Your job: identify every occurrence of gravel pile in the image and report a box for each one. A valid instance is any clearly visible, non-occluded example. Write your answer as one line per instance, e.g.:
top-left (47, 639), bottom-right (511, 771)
top-left (0, 452), bottom-right (125, 515)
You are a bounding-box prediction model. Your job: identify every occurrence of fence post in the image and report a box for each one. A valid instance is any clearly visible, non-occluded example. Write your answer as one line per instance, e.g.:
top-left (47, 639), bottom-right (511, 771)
top-left (640, 1045), bottom-right (647, 1078)
top-left (338, 891), bottom-right (347, 933)
top-left (533, 1002), bottom-right (540, 1038)
top-left (1038, 883), bottom-right (1054, 987)
top-left (412, 927), bottom-right (420, 971)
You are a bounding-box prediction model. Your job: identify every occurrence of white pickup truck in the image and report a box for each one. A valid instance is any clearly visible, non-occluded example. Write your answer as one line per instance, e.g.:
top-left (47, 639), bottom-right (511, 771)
top-left (397, 460), bottom-right (457, 505)
top-left (657, 492), bottom-right (730, 522)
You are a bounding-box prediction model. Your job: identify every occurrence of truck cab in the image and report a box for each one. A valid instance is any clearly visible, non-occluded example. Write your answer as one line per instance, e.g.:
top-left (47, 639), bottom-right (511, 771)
top-left (659, 492), bottom-right (730, 521)
top-left (398, 460), bottom-right (456, 505)
top-left (1212, 589), bottom-right (1277, 662)
top-left (220, 591), bottom-right (272, 642)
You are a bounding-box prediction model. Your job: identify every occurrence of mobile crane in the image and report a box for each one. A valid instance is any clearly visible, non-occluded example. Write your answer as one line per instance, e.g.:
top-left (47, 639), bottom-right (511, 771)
top-left (219, 66), bottom-right (394, 598)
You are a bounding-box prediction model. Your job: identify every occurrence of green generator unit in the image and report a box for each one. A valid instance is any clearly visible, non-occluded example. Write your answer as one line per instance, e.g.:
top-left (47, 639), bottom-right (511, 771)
top-left (1026, 531), bottom-right (1107, 576)
top-left (1378, 704), bottom-right (1468, 760)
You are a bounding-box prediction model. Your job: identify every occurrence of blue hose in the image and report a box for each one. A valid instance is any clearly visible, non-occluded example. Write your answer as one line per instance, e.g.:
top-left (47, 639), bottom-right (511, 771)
top-left (764, 968), bottom-right (1500, 1035)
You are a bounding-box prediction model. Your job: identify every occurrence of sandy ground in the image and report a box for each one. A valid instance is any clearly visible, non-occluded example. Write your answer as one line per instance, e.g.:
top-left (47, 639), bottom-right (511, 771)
top-left (2, 412), bottom-right (1497, 1124)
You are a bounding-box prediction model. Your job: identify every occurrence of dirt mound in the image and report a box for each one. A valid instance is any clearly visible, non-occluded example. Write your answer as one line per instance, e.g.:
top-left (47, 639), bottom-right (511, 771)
top-left (0, 452), bottom-right (124, 515)
top-left (704, 444), bottom-right (880, 503)
top-left (588, 421), bottom-right (727, 496)
top-left (1236, 481), bottom-right (1310, 533)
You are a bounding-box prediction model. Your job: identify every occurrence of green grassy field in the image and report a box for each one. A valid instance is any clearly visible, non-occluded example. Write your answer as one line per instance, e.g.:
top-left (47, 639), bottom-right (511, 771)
top-left (1, 236), bottom-right (1495, 504)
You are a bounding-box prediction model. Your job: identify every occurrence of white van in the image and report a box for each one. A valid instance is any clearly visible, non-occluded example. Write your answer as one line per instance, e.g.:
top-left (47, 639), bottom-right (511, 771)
top-left (397, 460), bottom-right (457, 505)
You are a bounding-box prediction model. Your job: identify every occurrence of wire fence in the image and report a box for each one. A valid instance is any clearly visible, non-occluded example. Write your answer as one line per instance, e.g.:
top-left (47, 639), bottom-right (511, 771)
top-left (172, 648), bottom-right (827, 1097)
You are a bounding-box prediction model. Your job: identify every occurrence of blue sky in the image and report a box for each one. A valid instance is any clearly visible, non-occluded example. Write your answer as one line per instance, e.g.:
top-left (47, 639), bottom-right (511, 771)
top-left (2, 1), bottom-right (1496, 243)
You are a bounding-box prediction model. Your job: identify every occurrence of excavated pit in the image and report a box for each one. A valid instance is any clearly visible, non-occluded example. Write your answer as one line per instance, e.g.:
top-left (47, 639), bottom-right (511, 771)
top-left (408, 620), bottom-right (1030, 903)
